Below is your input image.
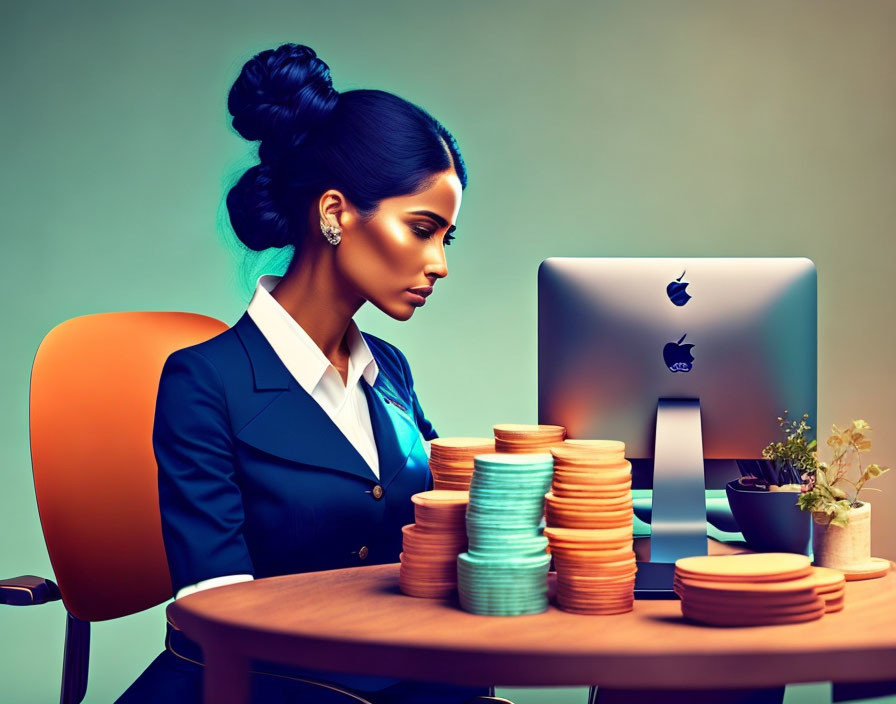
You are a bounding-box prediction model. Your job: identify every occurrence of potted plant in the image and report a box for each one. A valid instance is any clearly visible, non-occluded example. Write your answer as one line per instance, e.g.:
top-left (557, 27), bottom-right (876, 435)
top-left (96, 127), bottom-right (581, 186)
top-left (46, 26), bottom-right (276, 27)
top-left (726, 413), bottom-right (815, 554)
top-left (797, 419), bottom-right (890, 573)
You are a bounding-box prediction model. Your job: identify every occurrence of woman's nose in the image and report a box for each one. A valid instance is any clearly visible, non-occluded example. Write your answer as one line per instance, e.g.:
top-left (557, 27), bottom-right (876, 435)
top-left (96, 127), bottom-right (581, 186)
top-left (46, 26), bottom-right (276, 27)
top-left (424, 242), bottom-right (448, 280)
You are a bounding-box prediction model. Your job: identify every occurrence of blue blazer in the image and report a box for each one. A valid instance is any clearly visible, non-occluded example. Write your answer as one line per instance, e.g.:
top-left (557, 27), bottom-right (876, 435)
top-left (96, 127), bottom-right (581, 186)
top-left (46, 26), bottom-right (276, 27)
top-left (154, 311), bottom-right (437, 690)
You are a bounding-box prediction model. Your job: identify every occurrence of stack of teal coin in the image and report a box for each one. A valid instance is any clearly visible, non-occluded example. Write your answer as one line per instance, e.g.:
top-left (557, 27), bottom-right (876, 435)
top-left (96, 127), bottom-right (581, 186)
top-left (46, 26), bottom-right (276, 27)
top-left (457, 452), bottom-right (554, 616)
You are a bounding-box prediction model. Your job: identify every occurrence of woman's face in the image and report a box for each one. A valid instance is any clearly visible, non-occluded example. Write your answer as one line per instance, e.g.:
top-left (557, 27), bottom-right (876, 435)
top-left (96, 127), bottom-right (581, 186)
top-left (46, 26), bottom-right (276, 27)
top-left (327, 169), bottom-right (463, 321)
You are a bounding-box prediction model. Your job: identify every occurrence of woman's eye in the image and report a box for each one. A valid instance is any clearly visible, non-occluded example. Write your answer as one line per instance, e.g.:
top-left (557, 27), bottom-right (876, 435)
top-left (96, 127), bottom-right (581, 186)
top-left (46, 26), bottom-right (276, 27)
top-left (411, 226), bottom-right (455, 246)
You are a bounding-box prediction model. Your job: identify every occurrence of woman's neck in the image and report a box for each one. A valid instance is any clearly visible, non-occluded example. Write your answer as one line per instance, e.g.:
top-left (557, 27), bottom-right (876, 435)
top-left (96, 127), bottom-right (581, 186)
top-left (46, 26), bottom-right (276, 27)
top-left (270, 254), bottom-right (365, 366)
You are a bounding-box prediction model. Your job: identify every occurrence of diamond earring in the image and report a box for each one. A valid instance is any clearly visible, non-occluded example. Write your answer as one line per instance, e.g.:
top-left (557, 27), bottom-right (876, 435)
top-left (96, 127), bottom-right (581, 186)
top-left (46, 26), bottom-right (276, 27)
top-left (320, 218), bottom-right (342, 246)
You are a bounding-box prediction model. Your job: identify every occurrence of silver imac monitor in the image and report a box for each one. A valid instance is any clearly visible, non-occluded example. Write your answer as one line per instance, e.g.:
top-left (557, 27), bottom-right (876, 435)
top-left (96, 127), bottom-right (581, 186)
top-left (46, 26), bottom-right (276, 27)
top-left (537, 257), bottom-right (817, 595)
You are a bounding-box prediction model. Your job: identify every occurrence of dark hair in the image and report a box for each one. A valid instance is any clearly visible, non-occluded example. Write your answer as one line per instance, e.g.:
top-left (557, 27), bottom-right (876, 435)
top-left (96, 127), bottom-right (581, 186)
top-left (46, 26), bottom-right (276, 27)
top-left (225, 43), bottom-right (468, 253)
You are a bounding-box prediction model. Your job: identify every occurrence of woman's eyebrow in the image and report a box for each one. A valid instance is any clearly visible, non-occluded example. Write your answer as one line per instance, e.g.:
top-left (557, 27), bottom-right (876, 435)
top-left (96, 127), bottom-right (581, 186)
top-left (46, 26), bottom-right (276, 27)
top-left (409, 209), bottom-right (456, 235)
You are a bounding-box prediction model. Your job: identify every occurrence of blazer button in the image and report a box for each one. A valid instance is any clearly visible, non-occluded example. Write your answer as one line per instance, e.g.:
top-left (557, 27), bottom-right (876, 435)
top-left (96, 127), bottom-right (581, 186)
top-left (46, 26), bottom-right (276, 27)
top-left (372, 484), bottom-right (384, 500)
top-left (358, 546), bottom-right (369, 560)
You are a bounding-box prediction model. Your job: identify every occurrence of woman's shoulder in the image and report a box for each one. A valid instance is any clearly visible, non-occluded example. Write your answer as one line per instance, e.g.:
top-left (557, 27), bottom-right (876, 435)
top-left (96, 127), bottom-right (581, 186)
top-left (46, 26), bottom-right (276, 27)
top-left (163, 324), bottom-right (243, 375)
top-left (155, 321), bottom-right (264, 430)
top-left (158, 321), bottom-right (256, 405)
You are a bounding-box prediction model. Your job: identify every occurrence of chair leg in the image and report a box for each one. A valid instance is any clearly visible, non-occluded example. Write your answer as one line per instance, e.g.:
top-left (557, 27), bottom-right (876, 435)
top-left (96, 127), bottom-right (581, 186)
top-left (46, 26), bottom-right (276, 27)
top-left (588, 685), bottom-right (598, 704)
top-left (60, 611), bottom-right (90, 704)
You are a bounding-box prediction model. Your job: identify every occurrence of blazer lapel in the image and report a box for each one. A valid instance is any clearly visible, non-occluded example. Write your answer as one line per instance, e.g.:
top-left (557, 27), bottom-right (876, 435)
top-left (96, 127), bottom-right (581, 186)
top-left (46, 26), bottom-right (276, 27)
top-left (232, 312), bottom-right (377, 483)
top-left (363, 373), bottom-right (422, 489)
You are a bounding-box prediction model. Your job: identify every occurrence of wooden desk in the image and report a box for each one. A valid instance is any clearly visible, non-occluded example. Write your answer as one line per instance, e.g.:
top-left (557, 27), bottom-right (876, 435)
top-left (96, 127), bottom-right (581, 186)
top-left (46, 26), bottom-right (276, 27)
top-left (167, 559), bottom-right (896, 704)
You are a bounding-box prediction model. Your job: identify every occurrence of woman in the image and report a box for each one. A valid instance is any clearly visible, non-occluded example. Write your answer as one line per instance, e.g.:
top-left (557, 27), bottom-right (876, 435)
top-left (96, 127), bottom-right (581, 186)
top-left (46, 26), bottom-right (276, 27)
top-left (117, 42), bottom-right (491, 704)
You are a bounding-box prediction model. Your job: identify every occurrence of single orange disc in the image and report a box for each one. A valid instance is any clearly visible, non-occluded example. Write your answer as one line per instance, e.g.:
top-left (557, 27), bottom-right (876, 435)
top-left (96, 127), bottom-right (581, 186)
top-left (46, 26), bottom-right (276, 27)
top-left (675, 553), bottom-right (811, 580)
top-left (412, 490), bottom-right (470, 506)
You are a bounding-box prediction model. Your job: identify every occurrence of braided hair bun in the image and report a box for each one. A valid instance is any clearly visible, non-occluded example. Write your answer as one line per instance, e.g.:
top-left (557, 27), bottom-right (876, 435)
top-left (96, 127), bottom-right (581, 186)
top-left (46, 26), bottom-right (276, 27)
top-left (225, 43), bottom-right (339, 251)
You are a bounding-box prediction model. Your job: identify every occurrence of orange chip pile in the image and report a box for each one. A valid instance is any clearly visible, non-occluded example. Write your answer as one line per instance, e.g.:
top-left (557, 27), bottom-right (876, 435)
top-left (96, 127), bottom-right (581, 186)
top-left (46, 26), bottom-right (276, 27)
top-left (543, 439), bottom-right (636, 615)
top-left (812, 566), bottom-right (847, 613)
top-left (398, 491), bottom-right (469, 598)
top-left (673, 553), bottom-right (847, 626)
top-left (493, 424), bottom-right (566, 454)
top-left (547, 440), bottom-right (633, 529)
top-left (429, 437), bottom-right (495, 490)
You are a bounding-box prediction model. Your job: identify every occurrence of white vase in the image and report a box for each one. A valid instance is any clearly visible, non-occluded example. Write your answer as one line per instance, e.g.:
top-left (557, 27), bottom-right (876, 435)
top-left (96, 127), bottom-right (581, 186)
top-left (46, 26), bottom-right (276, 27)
top-left (812, 501), bottom-right (871, 569)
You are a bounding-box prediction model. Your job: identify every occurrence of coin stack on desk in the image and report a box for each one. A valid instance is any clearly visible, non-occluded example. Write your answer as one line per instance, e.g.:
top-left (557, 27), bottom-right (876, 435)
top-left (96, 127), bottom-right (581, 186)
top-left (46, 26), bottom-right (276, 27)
top-left (492, 424), bottom-right (567, 532)
top-left (543, 440), bottom-right (637, 615)
top-left (457, 453), bottom-right (555, 615)
top-left (812, 566), bottom-right (847, 613)
top-left (673, 553), bottom-right (846, 626)
top-left (428, 437), bottom-right (495, 490)
top-left (493, 424), bottom-right (566, 454)
top-left (399, 490), bottom-right (469, 598)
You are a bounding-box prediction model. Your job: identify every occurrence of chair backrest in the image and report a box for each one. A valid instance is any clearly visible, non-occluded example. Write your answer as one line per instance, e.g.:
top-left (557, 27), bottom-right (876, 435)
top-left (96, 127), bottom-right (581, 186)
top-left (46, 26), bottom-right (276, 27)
top-left (29, 312), bottom-right (229, 622)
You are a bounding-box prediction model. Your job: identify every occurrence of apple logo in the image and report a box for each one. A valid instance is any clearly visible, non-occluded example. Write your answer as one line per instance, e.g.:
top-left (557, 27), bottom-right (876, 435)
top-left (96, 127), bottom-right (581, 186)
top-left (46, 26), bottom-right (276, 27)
top-left (666, 270), bottom-right (691, 306)
top-left (663, 334), bottom-right (695, 373)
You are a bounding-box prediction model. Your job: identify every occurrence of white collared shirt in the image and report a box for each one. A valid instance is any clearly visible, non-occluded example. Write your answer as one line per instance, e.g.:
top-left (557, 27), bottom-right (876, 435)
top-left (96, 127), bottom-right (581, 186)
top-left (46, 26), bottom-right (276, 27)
top-left (246, 274), bottom-right (380, 478)
top-left (175, 274), bottom-right (381, 600)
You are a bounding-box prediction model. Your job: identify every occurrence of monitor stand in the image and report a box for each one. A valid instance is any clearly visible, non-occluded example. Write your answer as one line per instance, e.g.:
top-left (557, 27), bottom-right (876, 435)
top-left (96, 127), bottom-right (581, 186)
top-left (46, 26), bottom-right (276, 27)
top-left (634, 398), bottom-right (707, 599)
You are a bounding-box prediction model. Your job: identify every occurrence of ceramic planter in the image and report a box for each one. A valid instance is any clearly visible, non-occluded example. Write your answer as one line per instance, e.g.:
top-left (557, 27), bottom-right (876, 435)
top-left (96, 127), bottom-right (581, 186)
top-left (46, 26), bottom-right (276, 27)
top-left (812, 501), bottom-right (871, 569)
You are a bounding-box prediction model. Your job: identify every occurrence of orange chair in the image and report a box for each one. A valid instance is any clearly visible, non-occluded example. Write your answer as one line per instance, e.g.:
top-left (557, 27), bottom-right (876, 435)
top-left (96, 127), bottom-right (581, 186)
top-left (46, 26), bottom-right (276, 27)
top-left (2, 312), bottom-right (510, 704)
top-left (3, 312), bottom-right (227, 703)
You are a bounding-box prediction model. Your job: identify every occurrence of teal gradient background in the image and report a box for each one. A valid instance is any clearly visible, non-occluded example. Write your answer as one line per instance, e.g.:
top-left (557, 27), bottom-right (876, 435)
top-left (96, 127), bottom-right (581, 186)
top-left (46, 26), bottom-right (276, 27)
top-left (2, 1), bottom-right (895, 702)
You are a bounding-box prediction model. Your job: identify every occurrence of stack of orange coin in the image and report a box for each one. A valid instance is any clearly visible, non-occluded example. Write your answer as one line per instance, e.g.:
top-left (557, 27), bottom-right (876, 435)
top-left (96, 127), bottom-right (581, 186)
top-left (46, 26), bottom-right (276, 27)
top-left (543, 525), bottom-right (636, 614)
top-left (546, 440), bottom-right (633, 530)
top-left (399, 491), bottom-right (469, 598)
top-left (493, 424), bottom-right (566, 454)
top-left (809, 566), bottom-right (846, 613)
top-left (673, 553), bottom-right (844, 626)
top-left (542, 440), bottom-right (636, 615)
top-left (429, 437), bottom-right (495, 490)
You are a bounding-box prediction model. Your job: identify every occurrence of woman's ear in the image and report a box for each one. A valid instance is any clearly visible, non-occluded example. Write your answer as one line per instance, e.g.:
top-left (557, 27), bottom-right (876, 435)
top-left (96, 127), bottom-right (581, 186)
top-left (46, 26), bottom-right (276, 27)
top-left (318, 189), bottom-right (352, 231)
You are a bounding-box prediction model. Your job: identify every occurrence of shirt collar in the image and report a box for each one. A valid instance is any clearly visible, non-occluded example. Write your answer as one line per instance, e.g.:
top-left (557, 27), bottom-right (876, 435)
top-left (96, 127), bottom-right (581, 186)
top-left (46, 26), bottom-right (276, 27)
top-left (246, 274), bottom-right (379, 394)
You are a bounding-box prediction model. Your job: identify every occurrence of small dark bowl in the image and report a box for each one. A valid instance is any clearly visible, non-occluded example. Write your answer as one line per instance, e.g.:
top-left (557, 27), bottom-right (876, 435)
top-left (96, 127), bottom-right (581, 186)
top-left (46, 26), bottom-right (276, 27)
top-left (725, 480), bottom-right (812, 555)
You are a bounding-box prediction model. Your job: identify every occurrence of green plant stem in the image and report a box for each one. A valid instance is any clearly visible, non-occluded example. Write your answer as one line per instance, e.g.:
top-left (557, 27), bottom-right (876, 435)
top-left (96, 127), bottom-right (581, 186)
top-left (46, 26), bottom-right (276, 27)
top-left (854, 447), bottom-right (866, 499)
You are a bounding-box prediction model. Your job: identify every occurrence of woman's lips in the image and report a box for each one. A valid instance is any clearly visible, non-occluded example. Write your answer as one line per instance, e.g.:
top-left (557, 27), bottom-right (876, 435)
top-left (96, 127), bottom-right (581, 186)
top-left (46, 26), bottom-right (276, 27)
top-left (406, 286), bottom-right (433, 307)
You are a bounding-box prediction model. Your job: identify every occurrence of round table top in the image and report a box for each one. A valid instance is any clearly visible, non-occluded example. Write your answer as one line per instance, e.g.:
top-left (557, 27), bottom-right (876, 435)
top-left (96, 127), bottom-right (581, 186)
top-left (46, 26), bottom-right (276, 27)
top-left (167, 561), bottom-right (896, 689)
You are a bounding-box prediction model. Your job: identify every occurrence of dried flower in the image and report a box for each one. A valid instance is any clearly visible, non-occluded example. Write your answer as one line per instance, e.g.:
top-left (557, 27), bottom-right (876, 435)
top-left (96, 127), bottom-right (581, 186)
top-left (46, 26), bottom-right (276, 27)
top-left (797, 419), bottom-right (890, 527)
